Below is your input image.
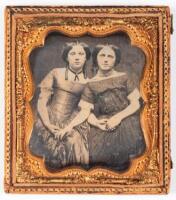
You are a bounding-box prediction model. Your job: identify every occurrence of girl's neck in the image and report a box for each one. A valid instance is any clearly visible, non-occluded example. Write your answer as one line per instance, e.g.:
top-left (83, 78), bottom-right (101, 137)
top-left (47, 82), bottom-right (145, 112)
top-left (97, 69), bottom-right (116, 77)
top-left (69, 65), bottom-right (83, 74)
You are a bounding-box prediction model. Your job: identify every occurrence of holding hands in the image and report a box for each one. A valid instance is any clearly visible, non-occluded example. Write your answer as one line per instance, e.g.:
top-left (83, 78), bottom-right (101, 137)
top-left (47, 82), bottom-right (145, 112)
top-left (45, 122), bottom-right (72, 140)
top-left (45, 122), bottom-right (60, 135)
top-left (45, 112), bottom-right (123, 140)
top-left (88, 113), bottom-right (122, 131)
top-left (105, 116), bottom-right (122, 131)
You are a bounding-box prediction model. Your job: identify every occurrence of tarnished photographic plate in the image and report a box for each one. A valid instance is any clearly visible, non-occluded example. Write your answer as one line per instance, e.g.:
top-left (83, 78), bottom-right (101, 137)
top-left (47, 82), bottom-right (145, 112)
top-left (5, 6), bottom-right (171, 194)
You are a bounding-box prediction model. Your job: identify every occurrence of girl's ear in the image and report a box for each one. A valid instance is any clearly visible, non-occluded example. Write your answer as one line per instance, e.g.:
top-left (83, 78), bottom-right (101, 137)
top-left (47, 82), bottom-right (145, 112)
top-left (93, 66), bottom-right (98, 76)
top-left (65, 65), bottom-right (69, 80)
top-left (83, 62), bottom-right (87, 79)
top-left (65, 57), bottom-right (69, 65)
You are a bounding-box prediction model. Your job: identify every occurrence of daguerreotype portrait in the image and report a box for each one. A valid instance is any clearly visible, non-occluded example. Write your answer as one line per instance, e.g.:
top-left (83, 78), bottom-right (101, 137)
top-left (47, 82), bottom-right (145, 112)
top-left (29, 33), bottom-right (146, 172)
top-left (5, 6), bottom-right (171, 194)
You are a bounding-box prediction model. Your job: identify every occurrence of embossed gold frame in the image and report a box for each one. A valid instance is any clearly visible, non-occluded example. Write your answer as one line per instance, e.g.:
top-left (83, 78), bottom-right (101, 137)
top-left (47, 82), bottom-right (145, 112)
top-left (5, 6), bottom-right (171, 194)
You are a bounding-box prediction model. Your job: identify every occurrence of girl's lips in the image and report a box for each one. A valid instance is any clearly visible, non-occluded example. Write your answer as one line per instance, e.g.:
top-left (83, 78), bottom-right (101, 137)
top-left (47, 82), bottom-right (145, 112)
top-left (102, 64), bottom-right (109, 67)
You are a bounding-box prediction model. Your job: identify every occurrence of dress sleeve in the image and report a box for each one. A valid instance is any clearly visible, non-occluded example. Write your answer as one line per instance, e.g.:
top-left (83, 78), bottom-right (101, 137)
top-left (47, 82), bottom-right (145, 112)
top-left (126, 73), bottom-right (139, 94)
top-left (78, 99), bottom-right (94, 110)
top-left (38, 69), bottom-right (55, 100)
top-left (81, 83), bottom-right (95, 104)
top-left (126, 73), bottom-right (141, 100)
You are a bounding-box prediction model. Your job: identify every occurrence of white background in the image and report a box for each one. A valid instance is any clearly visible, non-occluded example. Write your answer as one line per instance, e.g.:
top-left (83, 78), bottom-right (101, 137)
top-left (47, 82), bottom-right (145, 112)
top-left (0, 0), bottom-right (175, 199)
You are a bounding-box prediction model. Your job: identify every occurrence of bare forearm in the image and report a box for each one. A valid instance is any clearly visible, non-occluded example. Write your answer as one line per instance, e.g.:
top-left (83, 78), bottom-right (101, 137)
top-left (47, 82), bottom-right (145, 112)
top-left (114, 100), bottom-right (140, 121)
top-left (88, 113), bottom-right (98, 126)
top-left (37, 100), bottom-right (50, 125)
top-left (68, 109), bottom-right (90, 129)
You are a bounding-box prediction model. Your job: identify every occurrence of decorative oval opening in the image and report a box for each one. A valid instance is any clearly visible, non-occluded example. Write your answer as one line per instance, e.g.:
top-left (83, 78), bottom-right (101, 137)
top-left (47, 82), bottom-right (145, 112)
top-left (28, 31), bottom-right (148, 174)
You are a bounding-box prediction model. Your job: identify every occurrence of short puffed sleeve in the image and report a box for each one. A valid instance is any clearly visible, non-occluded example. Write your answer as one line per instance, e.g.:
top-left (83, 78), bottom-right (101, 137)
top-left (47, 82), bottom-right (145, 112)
top-left (126, 73), bottom-right (139, 94)
top-left (38, 69), bottom-right (55, 100)
top-left (39, 69), bottom-right (55, 89)
top-left (126, 73), bottom-right (141, 100)
top-left (81, 82), bottom-right (95, 104)
top-left (78, 99), bottom-right (94, 110)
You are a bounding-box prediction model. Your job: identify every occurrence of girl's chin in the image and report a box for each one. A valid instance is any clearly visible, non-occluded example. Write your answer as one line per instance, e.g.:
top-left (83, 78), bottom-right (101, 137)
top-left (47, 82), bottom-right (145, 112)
top-left (70, 66), bottom-right (83, 70)
top-left (100, 68), bottom-right (112, 71)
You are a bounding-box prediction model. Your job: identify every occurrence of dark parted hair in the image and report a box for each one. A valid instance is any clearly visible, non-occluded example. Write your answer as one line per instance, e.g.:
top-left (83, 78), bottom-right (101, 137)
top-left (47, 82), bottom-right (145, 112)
top-left (62, 42), bottom-right (91, 79)
top-left (62, 42), bottom-right (91, 63)
top-left (92, 44), bottom-right (121, 74)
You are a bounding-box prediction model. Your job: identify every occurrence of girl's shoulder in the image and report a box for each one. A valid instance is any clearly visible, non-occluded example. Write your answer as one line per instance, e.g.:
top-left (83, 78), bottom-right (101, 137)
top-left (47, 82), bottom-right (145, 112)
top-left (51, 67), bottom-right (66, 76)
top-left (89, 71), bottom-right (127, 83)
top-left (85, 72), bottom-right (127, 93)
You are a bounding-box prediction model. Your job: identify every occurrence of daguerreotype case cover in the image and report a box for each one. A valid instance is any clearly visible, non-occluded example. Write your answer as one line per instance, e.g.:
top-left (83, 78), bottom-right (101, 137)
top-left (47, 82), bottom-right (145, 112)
top-left (5, 6), bottom-right (171, 194)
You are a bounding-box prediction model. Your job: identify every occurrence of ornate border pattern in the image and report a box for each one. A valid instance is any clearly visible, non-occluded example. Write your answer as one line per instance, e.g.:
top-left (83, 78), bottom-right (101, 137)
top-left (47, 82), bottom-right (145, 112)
top-left (5, 6), bottom-right (171, 194)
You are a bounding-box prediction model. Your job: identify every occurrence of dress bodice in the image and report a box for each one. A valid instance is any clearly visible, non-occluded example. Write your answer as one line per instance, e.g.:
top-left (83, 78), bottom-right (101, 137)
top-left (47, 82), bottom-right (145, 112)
top-left (82, 74), bottom-right (138, 117)
top-left (51, 83), bottom-right (84, 117)
top-left (39, 68), bottom-right (86, 119)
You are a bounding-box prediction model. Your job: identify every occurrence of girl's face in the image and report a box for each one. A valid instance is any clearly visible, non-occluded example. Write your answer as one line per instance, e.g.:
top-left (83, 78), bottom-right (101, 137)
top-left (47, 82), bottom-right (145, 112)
top-left (97, 46), bottom-right (116, 71)
top-left (67, 44), bottom-right (86, 71)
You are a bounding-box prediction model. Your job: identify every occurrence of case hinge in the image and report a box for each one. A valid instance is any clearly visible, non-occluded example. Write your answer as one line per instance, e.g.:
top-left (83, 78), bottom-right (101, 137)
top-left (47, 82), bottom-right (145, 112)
top-left (171, 14), bottom-right (174, 34)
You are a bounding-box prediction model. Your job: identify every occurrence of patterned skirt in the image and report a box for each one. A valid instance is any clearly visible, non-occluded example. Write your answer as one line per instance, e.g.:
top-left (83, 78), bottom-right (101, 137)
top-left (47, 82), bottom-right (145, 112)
top-left (29, 109), bottom-right (89, 171)
top-left (88, 113), bottom-right (146, 171)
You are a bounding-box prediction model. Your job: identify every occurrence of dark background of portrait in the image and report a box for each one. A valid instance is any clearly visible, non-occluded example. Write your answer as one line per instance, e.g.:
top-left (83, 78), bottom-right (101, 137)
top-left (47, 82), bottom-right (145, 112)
top-left (30, 32), bottom-right (145, 111)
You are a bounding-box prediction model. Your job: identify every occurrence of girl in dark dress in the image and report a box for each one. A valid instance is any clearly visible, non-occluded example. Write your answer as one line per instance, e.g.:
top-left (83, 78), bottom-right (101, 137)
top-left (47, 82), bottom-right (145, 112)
top-left (63, 44), bottom-right (146, 171)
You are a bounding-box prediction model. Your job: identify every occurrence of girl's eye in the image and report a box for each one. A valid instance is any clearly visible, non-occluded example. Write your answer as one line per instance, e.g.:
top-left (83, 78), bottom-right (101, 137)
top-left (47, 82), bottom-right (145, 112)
top-left (79, 52), bottom-right (84, 55)
top-left (99, 54), bottom-right (105, 57)
top-left (107, 55), bottom-right (114, 58)
top-left (69, 52), bottom-right (76, 55)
